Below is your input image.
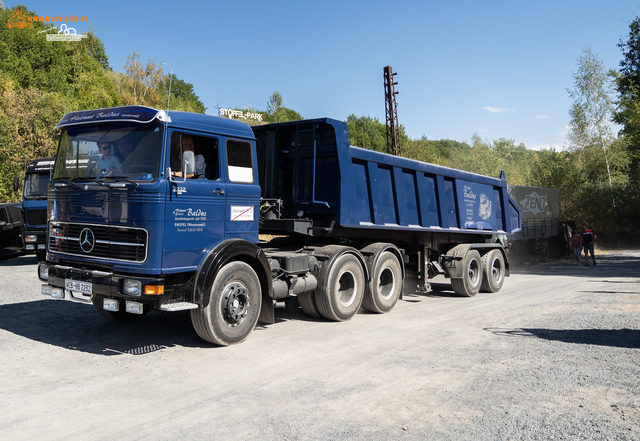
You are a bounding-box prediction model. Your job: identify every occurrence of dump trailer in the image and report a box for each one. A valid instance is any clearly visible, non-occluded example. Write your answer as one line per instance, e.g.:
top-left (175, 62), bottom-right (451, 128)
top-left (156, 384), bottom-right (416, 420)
top-left (506, 185), bottom-right (569, 264)
top-left (15, 158), bottom-right (54, 261)
top-left (39, 106), bottom-right (521, 346)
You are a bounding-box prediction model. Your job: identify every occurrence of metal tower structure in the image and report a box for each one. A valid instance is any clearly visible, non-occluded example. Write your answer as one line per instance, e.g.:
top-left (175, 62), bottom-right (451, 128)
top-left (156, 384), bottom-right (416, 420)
top-left (383, 66), bottom-right (401, 156)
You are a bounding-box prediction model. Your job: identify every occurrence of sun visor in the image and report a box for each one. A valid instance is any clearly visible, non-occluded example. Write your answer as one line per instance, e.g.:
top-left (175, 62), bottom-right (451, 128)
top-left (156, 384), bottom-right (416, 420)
top-left (56, 106), bottom-right (169, 129)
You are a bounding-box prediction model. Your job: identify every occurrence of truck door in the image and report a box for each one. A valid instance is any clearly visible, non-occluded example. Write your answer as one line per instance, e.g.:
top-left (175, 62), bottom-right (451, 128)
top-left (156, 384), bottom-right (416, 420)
top-left (223, 139), bottom-right (260, 242)
top-left (163, 132), bottom-right (226, 270)
top-left (0, 205), bottom-right (24, 255)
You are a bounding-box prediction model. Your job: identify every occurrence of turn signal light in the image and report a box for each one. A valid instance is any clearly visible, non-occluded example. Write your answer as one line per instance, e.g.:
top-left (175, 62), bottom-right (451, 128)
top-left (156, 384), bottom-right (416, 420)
top-left (144, 285), bottom-right (164, 295)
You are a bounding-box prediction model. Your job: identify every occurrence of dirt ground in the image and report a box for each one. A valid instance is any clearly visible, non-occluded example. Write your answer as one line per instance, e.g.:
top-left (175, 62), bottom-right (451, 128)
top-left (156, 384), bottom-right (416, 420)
top-left (1, 251), bottom-right (639, 440)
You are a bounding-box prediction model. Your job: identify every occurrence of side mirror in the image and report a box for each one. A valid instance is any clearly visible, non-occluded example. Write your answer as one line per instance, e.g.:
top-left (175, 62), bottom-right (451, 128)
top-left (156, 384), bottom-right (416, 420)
top-left (13, 175), bottom-right (20, 192)
top-left (183, 150), bottom-right (195, 176)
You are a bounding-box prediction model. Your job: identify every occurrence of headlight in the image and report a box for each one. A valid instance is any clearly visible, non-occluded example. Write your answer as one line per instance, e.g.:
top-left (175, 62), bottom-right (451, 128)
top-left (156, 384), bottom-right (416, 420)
top-left (38, 263), bottom-right (49, 281)
top-left (25, 235), bottom-right (38, 242)
top-left (123, 279), bottom-right (142, 296)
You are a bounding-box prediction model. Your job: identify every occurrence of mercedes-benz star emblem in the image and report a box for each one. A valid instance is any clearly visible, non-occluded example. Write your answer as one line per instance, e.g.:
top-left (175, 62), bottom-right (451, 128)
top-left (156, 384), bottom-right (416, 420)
top-left (79, 228), bottom-right (95, 253)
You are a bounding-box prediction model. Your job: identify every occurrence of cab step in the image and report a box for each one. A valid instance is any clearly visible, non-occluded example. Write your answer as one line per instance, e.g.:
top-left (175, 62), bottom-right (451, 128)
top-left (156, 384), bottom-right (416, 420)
top-left (159, 302), bottom-right (199, 312)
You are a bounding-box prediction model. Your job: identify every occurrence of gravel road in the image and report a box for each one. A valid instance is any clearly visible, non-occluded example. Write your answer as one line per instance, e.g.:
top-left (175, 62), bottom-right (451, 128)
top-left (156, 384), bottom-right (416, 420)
top-left (1, 251), bottom-right (638, 440)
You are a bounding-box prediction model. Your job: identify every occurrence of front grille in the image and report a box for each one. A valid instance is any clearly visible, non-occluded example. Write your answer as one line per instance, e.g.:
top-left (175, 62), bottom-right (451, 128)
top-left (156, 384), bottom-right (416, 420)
top-left (49, 222), bottom-right (148, 262)
top-left (25, 209), bottom-right (47, 226)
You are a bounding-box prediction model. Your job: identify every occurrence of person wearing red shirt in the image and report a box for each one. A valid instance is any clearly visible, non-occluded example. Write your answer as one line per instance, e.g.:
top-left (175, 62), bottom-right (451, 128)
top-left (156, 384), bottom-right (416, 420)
top-left (571, 228), bottom-right (582, 265)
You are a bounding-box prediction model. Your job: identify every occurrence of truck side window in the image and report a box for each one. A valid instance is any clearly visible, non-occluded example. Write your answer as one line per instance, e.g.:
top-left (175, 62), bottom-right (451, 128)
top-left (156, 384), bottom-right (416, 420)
top-left (169, 132), bottom-right (219, 180)
top-left (227, 140), bottom-right (253, 183)
top-left (7, 205), bottom-right (20, 223)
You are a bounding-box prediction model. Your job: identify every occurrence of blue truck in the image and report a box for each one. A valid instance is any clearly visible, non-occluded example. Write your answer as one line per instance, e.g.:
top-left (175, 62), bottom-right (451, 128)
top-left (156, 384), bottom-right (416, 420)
top-left (39, 106), bottom-right (521, 345)
top-left (16, 157), bottom-right (54, 261)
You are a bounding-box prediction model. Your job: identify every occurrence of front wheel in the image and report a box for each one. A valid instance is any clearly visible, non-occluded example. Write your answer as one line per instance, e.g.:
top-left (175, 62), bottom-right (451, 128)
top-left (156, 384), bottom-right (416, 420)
top-left (450, 250), bottom-right (482, 297)
top-left (480, 250), bottom-right (505, 293)
top-left (191, 261), bottom-right (262, 346)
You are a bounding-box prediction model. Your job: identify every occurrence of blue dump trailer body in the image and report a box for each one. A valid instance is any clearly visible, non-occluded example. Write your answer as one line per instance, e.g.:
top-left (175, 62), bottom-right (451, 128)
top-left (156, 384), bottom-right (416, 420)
top-left (40, 107), bottom-right (521, 346)
top-left (253, 118), bottom-right (520, 245)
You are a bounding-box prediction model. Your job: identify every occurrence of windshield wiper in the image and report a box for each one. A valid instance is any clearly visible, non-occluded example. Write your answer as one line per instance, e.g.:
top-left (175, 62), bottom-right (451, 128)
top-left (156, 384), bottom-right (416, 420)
top-left (102, 175), bottom-right (139, 186)
top-left (52, 177), bottom-right (77, 186)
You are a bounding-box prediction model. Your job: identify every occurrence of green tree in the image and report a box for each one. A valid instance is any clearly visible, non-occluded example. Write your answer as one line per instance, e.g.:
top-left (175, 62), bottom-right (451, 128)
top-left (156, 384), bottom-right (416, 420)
top-left (614, 16), bottom-right (640, 184)
top-left (0, 5), bottom-right (119, 202)
top-left (162, 73), bottom-right (206, 113)
top-left (266, 91), bottom-right (283, 122)
top-left (263, 91), bottom-right (301, 123)
top-left (110, 52), bottom-right (164, 107)
top-left (347, 114), bottom-right (388, 152)
top-left (0, 86), bottom-right (65, 202)
top-left (567, 48), bottom-right (619, 200)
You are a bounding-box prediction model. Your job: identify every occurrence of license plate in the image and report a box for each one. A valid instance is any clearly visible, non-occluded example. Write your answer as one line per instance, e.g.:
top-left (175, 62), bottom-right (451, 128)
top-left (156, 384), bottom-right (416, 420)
top-left (65, 279), bottom-right (92, 295)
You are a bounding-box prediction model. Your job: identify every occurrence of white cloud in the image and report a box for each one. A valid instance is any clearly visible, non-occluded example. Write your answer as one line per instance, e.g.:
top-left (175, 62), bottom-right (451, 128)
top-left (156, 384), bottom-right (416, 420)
top-left (482, 106), bottom-right (515, 113)
top-left (534, 115), bottom-right (551, 119)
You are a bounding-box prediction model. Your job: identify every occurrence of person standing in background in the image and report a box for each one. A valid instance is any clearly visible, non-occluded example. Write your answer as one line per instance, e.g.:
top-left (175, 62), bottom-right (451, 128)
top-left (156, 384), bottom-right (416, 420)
top-left (581, 223), bottom-right (596, 266)
top-left (571, 228), bottom-right (582, 265)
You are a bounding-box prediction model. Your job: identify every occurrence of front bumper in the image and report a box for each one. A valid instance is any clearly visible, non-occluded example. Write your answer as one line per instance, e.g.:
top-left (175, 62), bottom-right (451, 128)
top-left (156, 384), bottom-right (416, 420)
top-left (38, 262), bottom-right (199, 312)
top-left (43, 263), bottom-right (164, 303)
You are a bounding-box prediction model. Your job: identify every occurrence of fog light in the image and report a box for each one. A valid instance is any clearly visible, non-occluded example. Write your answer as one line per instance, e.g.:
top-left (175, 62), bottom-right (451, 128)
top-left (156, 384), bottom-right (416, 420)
top-left (123, 279), bottom-right (142, 296)
top-left (37, 244), bottom-right (46, 250)
top-left (38, 263), bottom-right (49, 280)
top-left (125, 301), bottom-right (144, 314)
top-left (25, 235), bottom-right (37, 243)
top-left (26, 244), bottom-right (35, 250)
top-left (103, 298), bottom-right (119, 312)
top-left (144, 285), bottom-right (164, 295)
top-left (51, 288), bottom-right (64, 299)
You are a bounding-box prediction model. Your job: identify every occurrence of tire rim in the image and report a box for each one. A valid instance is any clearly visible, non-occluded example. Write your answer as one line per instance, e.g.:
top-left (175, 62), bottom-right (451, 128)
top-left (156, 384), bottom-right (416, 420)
top-left (337, 270), bottom-right (357, 307)
top-left (220, 281), bottom-right (250, 327)
top-left (468, 258), bottom-right (481, 287)
top-left (492, 257), bottom-right (504, 284)
top-left (378, 266), bottom-right (396, 300)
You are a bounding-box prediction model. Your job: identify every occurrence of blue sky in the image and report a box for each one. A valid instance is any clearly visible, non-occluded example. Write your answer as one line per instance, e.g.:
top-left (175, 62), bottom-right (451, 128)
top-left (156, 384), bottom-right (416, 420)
top-left (6, 0), bottom-right (639, 150)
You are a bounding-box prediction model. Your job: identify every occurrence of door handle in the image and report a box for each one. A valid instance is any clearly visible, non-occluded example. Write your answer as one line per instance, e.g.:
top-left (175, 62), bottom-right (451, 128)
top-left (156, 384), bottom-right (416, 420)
top-left (213, 189), bottom-right (225, 195)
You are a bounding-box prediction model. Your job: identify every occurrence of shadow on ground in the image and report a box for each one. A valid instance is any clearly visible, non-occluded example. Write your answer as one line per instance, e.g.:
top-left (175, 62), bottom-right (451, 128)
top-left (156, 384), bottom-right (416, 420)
top-left (0, 299), bottom-right (207, 355)
top-left (510, 251), bottom-right (640, 279)
top-left (486, 327), bottom-right (640, 349)
top-left (0, 254), bottom-right (38, 267)
top-left (0, 297), bottom-right (326, 356)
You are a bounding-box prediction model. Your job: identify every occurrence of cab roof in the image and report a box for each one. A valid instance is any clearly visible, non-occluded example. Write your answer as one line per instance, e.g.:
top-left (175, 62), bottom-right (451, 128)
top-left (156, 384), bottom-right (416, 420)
top-left (56, 106), bottom-right (255, 140)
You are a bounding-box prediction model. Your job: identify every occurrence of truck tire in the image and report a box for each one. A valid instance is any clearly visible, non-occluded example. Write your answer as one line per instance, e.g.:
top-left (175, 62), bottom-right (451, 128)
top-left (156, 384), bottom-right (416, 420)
top-left (297, 292), bottom-right (322, 318)
top-left (190, 261), bottom-right (262, 346)
top-left (362, 251), bottom-right (402, 313)
top-left (539, 240), bottom-right (550, 263)
top-left (480, 250), bottom-right (505, 293)
top-left (92, 295), bottom-right (149, 322)
top-left (315, 253), bottom-right (365, 321)
top-left (450, 250), bottom-right (482, 297)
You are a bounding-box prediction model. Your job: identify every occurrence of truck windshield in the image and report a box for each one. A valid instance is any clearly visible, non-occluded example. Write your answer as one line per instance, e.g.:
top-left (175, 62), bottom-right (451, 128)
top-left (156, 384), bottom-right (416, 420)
top-left (53, 122), bottom-right (162, 182)
top-left (23, 173), bottom-right (49, 199)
